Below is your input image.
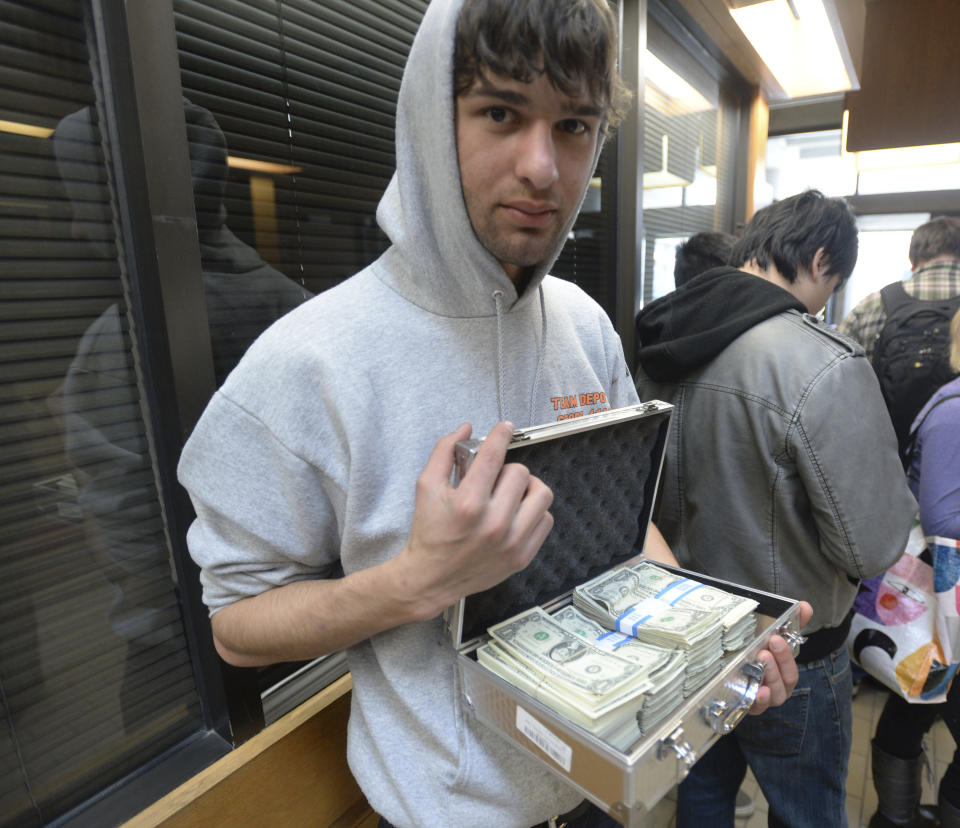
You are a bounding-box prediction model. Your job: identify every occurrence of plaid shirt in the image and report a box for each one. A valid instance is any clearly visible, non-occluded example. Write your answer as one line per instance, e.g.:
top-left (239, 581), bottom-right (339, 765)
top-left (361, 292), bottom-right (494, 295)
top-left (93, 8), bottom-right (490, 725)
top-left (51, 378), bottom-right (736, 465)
top-left (839, 259), bottom-right (960, 360)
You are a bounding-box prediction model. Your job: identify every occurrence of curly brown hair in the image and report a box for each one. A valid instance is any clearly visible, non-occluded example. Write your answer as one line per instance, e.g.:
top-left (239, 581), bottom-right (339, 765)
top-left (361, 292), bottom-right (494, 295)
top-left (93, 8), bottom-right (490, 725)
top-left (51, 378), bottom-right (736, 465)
top-left (453, 0), bottom-right (633, 132)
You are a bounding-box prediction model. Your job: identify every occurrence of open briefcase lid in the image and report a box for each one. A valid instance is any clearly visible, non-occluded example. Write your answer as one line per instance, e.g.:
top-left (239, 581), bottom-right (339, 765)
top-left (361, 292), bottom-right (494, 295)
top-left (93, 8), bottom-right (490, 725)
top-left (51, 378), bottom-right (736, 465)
top-left (447, 401), bottom-right (674, 648)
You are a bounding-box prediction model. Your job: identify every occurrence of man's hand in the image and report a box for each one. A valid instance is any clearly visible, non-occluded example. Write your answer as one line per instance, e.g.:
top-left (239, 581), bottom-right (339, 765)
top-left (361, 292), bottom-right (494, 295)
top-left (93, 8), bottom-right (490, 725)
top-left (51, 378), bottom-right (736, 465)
top-left (641, 523), bottom-right (678, 566)
top-left (747, 600), bottom-right (813, 715)
top-left (390, 421), bottom-right (554, 621)
top-left (209, 421), bottom-right (554, 665)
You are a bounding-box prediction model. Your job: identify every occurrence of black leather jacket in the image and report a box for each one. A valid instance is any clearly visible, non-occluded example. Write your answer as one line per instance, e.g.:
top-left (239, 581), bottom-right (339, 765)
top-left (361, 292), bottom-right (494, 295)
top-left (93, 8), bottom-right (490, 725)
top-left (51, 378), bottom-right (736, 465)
top-left (637, 305), bottom-right (916, 632)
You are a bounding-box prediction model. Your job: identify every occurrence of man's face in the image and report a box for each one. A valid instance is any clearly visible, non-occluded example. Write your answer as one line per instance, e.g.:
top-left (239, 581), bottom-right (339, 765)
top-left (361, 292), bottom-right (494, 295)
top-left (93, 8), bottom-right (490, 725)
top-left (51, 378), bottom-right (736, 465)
top-left (455, 70), bottom-right (603, 283)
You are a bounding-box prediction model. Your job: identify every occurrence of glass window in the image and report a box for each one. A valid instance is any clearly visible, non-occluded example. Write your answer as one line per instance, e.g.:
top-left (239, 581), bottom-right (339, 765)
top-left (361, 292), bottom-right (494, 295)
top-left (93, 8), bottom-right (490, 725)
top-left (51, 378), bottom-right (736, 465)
top-left (553, 143), bottom-right (622, 319)
top-left (1, 3), bottom-right (204, 824)
top-left (764, 129), bottom-right (857, 202)
top-left (857, 163), bottom-right (960, 196)
top-left (172, 0), bottom-right (427, 301)
top-left (639, 15), bottom-right (741, 305)
top-left (171, 0), bottom-right (431, 715)
top-left (170, 0), bottom-right (623, 322)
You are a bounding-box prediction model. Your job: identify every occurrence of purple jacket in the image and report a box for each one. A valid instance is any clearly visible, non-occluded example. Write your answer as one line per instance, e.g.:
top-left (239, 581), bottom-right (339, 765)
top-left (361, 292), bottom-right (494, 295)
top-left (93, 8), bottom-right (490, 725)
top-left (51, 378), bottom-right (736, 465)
top-left (907, 375), bottom-right (960, 538)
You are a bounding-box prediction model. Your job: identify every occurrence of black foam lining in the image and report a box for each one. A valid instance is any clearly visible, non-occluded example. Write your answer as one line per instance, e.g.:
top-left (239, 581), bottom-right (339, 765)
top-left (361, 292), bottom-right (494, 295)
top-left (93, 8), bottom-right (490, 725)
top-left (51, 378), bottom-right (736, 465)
top-left (460, 411), bottom-right (671, 642)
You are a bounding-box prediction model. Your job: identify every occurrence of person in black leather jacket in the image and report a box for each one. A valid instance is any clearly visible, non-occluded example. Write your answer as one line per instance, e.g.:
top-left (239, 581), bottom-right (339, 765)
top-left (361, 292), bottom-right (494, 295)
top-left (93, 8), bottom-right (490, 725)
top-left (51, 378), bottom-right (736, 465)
top-left (635, 189), bottom-right (916, 828)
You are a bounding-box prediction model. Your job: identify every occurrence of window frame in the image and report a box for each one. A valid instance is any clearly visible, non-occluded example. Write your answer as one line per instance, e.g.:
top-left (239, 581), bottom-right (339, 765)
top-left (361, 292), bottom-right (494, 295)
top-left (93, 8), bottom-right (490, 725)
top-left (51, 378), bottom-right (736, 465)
top-left (99, 0), bottom-right (266, 749)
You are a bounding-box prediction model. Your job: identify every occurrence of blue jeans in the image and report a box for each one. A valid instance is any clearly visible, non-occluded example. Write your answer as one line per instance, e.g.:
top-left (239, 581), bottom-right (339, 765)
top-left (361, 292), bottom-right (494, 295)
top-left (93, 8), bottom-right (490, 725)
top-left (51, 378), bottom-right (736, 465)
top-left (677, 646), bottom-right (853, 828)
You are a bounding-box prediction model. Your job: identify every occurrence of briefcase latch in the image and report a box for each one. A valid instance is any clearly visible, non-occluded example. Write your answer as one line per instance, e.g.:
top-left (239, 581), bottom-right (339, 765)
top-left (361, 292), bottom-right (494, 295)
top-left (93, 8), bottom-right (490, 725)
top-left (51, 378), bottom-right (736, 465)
top-left (657, 724), bottom-right (698, 781)
top-left (702, 660), bottom-right (765, 735)
top-left (777, 626), bottom-right (807, 656)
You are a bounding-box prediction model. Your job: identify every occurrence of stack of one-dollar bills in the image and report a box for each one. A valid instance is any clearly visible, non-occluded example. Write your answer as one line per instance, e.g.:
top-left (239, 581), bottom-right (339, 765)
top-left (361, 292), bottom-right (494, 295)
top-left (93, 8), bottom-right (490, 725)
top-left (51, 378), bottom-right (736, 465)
top-left (477, 563), bottom-right (758, 751)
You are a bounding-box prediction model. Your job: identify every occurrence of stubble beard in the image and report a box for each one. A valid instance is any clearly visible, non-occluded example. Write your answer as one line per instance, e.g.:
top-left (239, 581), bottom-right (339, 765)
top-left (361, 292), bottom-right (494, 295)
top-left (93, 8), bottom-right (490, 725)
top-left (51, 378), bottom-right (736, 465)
top-left (467, 200), bottom-right (568, 274)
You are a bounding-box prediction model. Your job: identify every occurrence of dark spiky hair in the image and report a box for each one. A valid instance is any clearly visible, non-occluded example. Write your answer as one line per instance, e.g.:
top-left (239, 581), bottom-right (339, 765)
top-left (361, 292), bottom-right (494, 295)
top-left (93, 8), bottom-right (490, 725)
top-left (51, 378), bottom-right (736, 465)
top-left (730, 190), bottom-right (858, 286)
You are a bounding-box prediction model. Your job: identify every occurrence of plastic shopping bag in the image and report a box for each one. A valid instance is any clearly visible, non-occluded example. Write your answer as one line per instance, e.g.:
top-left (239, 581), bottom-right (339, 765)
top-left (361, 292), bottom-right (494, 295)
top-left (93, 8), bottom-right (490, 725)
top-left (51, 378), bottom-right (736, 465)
top-left (848, 526), bottom-right (960, 703)
top-left (931, 534), bottom-right (960, 664)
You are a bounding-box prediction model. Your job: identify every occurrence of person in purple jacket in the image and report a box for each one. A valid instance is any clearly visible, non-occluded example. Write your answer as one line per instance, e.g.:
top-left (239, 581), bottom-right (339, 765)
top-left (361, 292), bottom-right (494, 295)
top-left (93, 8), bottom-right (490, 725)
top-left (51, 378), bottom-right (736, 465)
top-left (905, 307), bottom-right (960, 539)
top-left (869, 308), bottom-right (960, 828)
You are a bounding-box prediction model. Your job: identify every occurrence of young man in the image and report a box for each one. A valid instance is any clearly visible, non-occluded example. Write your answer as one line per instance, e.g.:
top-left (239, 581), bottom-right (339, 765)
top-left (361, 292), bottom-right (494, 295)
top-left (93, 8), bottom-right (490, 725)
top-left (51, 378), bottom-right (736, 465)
top-left (840, 216), bottom-right (960, 361)
top-left (672, 231), bottom-right (738, 289)
top-left (179, 2), bottom-right (806, 825)
top-left (840, 216), bottom-right (960, 451)
top-left (635, 190), bottom-right (916, 828)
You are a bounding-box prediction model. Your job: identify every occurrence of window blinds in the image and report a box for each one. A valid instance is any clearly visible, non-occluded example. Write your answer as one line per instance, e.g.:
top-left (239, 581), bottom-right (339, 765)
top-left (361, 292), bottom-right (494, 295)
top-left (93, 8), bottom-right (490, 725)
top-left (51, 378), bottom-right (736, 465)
top-left (640, 14), bottom-right (740, 304)
top-left (0, 2), bottom-right (202, 824)
top-left (171, 0), bottom-right (430, 714)
top-left (173, 0), bottom-right (427, 296)
top-left (172, 0), bottom-right (619, 311)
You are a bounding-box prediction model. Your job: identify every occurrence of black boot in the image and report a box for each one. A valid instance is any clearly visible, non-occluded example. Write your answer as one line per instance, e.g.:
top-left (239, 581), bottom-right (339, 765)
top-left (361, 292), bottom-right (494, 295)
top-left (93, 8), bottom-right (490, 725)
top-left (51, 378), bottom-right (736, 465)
top-left (940, 789), bottom-right (960, 828)
top-left (869, 740), bottom-right (940, 827)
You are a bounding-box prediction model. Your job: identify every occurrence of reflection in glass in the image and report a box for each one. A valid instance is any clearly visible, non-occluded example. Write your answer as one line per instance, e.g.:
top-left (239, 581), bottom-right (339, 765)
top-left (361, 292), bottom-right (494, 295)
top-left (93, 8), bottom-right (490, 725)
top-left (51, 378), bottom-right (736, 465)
top-left (173, 0), bottom-right (429, 297)
top-left (172, 0), bottom-right (427, 713)
top-left (49, 97), bottom-right (312, 746)
top-left (179, 98), bottom-right (311, 385)
top-left (640, 19), bottom-right (738, 308)
top-left (1, 7), bottom-right (203, 824)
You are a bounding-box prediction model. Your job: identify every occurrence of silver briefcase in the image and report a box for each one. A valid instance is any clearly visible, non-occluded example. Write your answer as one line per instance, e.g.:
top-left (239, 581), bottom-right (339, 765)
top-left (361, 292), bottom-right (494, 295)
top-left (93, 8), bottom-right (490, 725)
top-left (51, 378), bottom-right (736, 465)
top-left (446, 403), bottom-right (804, 826)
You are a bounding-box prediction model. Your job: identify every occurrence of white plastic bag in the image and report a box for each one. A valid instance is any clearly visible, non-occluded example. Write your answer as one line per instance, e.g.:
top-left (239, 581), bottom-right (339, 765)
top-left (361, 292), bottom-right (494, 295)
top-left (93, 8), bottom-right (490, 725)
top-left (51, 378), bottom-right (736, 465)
top-left (848, 526), bottom-right (960, 703)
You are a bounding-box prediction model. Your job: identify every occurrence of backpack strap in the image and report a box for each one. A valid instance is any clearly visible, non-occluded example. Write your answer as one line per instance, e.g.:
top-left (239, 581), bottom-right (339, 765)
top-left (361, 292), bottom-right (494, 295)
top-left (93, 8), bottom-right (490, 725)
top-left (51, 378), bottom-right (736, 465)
top-left (901, 392), bottom-right (960, 470)
top-left (880, 280), bottom-right (911, 316)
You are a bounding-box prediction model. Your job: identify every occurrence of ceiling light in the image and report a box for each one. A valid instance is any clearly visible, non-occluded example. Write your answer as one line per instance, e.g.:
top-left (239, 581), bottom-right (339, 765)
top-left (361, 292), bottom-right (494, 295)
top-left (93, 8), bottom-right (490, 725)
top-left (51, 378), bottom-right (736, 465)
top-left (227, 155), bottom-right (302, 175)
top-left (644, 52), bottom-right (714, 115)
top-left (643, 135), bottom-right (694, 189)
top-left (728, 0), bottom-right (852, 98)
top-left (841, 110), bottom-right (960, 171)
top-left (0, 119), bottom-right (55, 138)
top-left (855, 143), bottom-right (960, 172)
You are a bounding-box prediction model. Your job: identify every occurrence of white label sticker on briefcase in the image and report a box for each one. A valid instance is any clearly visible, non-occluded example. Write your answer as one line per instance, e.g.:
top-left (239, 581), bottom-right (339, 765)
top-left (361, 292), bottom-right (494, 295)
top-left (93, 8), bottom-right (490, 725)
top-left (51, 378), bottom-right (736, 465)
top-left (516, 707), bottom-right (573, 772)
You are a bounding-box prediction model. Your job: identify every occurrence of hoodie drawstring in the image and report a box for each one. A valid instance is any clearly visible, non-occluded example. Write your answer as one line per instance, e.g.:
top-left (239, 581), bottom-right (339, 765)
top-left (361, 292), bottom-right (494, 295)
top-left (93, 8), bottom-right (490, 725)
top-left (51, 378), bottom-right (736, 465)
top-left (529, 285), bottom-right (547, 425)
top-left (492, 289), bottom-right (507, 422)
top-left (491, 286), bottom-right (547, 426)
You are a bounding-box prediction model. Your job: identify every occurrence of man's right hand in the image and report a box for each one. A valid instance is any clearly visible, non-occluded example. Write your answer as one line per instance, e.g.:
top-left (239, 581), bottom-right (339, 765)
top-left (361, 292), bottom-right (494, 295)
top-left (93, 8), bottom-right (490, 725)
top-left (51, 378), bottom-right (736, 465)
top-left (210, 421), bottom-right (554, 666)
top-left (391, 421), bottom-right (554, 621)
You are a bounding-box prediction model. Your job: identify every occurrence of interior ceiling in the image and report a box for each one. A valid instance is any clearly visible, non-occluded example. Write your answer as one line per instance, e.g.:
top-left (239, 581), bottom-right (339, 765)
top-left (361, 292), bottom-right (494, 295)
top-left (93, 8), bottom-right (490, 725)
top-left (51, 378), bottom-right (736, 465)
top-left (674, 0), bottom-right (787, 97)
top-left (843, 0), bottom-right (960, 152)
top-left (673, 0), bottom-right (866, 105)
top-left (675, 0), bottom-right (960, 151)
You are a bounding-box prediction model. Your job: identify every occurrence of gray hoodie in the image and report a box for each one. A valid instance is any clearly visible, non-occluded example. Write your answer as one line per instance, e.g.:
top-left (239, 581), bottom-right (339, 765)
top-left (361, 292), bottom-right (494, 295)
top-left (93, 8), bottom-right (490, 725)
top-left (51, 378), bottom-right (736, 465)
top-left (178, 0), bottom-right (636, 825)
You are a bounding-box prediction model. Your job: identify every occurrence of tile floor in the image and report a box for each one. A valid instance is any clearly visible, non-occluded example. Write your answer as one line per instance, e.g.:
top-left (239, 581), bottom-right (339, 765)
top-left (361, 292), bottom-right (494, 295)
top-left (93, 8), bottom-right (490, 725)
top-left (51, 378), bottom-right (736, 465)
top-left (733, 677), bottom-right (953, 828)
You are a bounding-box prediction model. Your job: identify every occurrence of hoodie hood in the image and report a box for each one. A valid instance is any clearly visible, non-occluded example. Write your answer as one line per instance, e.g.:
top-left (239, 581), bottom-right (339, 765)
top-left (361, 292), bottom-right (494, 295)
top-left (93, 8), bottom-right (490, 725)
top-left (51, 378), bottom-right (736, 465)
top-left (635, 266), bottom-right (806, 381)
top-left (374, 0), bottom-right (604, 319)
